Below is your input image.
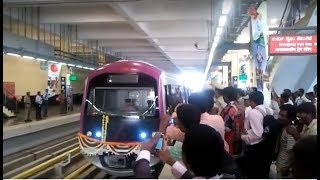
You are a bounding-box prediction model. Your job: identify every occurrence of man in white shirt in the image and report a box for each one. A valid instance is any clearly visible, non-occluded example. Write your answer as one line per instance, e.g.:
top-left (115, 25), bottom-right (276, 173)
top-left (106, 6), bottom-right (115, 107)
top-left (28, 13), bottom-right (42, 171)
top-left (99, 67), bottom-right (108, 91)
top-left (280, 92), bottom-right (294, 105)
top-left (295, 88), bottom-right (311, 106)
top-left (42, 89), bottom-right (49, 118)
top-left (35, 91), bottom-right (43, 120)
top-left (241, 91), bottom-right (273, 178)
top-left (243, 95), bottom-right (252, 120)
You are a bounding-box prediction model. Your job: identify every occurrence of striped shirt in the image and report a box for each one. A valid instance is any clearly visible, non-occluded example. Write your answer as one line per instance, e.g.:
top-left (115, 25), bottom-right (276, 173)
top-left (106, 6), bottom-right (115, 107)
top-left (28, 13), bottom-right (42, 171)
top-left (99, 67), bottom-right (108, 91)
top-left (276, 127), bottom-right (296, 170)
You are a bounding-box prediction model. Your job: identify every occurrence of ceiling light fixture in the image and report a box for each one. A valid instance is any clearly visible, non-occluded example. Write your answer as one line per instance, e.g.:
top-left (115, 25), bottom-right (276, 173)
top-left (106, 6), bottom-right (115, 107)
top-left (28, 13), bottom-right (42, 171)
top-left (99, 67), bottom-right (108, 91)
top-left (6, 53), bottom-right (21, 57)
top-left (59, 62), bottom-right (67, 65)
top-left (22, 55), bottom-right (35, 59)
top-left (213, 36), bottom-right (221, 43)
top-left (36, 58), bottom-right (47, 62)
top-left (270, 18), bottom-right (278, 24)
top-left (48, 60), bottom-right (58, 64)
top-left (216, 27), bottom-right (223, 36)
top-left (76, 65), bottom-right (83, 68)
top-left (218, 15), bottom-right (228, 27)
top-left (68, 64), bottom-right (75, 67)
top-left (222, 0), bottom-right (233, 14)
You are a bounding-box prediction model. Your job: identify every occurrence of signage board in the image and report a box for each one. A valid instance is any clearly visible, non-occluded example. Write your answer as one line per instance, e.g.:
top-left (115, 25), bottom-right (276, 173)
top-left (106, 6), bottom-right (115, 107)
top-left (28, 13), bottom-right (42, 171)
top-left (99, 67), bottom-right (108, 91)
top-left (69, 75), bottom-right (78, 81)
top-left (269, 35), bottom-right (317, 55)
top-left (239, 74), bottom-right (247, 81)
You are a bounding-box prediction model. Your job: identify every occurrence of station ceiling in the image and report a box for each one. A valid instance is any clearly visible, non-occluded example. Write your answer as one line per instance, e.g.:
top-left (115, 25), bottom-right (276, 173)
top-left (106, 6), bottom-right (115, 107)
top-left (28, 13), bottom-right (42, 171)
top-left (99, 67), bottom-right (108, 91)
top-left (3, 0), bottom-right (286, 75)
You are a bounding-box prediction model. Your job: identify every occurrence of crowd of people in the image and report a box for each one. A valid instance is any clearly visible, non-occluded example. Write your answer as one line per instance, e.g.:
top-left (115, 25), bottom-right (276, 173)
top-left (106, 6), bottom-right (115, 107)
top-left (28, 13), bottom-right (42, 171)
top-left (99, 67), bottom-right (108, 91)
top-left (134, 84), bottom-right (317, 179)
top-left (24, 89), bottom-right (68, 122)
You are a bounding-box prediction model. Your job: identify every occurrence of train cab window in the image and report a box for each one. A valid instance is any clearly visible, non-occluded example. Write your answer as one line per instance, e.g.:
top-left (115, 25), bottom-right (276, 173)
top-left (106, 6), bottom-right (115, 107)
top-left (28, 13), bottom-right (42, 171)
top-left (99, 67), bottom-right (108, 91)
top-left (86, 87), bottom-right (157, 116)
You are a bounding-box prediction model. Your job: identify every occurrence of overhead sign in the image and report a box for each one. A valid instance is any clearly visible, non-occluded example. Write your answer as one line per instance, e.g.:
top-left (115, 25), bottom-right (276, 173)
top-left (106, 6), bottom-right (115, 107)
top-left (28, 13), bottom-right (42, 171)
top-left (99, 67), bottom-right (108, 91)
top-left (69, 75), bottom-right (78, 81)
top-left (239, 74), bottom-right (247, 81)
top-left (269, 34), bottom-right (317, 55)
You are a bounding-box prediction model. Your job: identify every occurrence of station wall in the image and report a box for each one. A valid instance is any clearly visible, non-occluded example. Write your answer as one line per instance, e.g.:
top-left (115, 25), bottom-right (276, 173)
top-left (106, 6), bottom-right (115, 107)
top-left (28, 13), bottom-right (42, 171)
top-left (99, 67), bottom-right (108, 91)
top-left (3, 55), bottom-right (90, 96)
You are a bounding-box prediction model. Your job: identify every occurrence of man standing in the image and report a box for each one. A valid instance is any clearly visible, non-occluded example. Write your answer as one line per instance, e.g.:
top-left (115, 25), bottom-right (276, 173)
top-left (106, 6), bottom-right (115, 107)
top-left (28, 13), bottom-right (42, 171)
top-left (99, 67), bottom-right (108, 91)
top-left (24, 92), bottom-right (32, 122)
top-left (241, 91), bottom-right (273, 178)
top-left (60, 90), bottom-right (67, 114)
top-left (295, 88), bottom-right (311, 106)
top-left (42, 89), bottom-right (49, 118)
top-left (35, 91), bottom-right (43, 120)
top-left (276, 104), bottom-right (297, 178)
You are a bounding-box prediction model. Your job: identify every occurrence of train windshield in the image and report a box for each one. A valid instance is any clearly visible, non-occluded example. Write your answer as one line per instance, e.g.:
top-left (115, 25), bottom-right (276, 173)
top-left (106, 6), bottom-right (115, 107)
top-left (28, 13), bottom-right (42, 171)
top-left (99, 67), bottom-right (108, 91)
top-left (87, 87), bottom-right (157, 116)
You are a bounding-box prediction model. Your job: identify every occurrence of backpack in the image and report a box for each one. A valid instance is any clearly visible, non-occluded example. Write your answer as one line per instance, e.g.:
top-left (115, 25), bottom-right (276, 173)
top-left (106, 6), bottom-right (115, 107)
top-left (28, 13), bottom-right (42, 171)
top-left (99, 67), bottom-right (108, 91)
top-left (255, 107), bottom-right (282, 157)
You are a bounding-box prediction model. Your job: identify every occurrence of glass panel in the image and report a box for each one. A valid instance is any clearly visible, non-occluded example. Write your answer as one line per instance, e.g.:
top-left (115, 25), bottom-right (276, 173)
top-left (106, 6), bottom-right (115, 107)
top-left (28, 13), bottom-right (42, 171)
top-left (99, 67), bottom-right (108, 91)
top-left (87, 87), bottom-right (157, 116)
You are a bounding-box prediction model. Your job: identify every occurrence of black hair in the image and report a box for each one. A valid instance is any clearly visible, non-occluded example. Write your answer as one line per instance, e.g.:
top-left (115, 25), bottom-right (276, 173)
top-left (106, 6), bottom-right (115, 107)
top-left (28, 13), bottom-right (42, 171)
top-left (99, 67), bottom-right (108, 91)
top-left (249, 91), bottom-right (264, 105)
top-left (298, 88), bottom-right (304, 94)
top-left (237, 88), bottom-right (245, 97)
top-left (182, 124), bottom-right (225, 178)
top-left (291, 135), bottom-right (317, 179)
top-left (283, 89), bottom-right (292, 94)
top-left (188, 92), bottom-right (211, 113)
top-left (279, 104), bottom-right (297, 119)
top-left (203, 89), bottom-right (215, 99)
top-left (176, 104), bottom-right (201, 131)
top-left (202, 89), bottom-right (215, 109)
top-left (313, 84), bottom-right (317, 92)
top-left (296, 102), bottom-right (316, 119)
top-left (251, 87), bottom-right (258, 92)
top-left (305, 92), bottom-right (315, 102)
top-left (280, 92), bottom-right (290, 103)
top-left (222, 87), bottom-right (238, 101)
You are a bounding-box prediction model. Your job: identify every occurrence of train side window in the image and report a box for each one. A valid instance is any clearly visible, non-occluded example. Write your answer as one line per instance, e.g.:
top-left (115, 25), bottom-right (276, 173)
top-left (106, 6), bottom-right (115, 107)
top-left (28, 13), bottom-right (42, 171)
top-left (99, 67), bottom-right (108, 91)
top-left (164, 85), bottom-right (172, 115)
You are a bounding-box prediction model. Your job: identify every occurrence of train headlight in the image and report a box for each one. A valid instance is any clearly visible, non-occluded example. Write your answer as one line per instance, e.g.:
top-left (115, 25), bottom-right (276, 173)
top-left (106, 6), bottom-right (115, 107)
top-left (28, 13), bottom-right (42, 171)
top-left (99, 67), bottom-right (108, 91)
top-left (95, 131), bottom-right (102, 138)
top-left (139, 132), bottom-right (147, 139)
top-left (86, 131), bottom-right (92, 137)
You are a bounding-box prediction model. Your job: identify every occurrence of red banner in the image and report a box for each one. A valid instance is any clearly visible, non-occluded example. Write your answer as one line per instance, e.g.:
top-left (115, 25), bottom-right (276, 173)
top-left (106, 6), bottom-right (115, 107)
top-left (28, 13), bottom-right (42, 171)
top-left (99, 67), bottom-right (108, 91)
top-left (269, 34), bottom-right (317, 55)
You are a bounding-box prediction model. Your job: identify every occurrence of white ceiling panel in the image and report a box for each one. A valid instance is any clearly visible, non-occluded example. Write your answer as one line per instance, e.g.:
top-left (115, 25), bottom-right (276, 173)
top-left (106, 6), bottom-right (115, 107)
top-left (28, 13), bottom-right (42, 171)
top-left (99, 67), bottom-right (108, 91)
top-left (118, 0), bottom-right (212, 21)
top-left (39, 5), bottom-right (125, 24)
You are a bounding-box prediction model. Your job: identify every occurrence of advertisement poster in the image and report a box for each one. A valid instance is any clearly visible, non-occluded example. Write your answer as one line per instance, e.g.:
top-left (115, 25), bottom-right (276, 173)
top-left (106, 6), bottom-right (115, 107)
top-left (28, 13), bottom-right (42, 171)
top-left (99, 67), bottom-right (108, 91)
top-left (248, 3), bottom-right (268, 91)
top-left (47, 63), bottom-right (62, 98)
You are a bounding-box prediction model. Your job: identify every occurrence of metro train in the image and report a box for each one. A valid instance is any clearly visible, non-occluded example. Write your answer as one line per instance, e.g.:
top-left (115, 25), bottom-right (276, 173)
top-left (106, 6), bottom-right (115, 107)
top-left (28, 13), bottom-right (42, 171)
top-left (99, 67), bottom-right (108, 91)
top-left (78, 60), bottom-right (191, 177)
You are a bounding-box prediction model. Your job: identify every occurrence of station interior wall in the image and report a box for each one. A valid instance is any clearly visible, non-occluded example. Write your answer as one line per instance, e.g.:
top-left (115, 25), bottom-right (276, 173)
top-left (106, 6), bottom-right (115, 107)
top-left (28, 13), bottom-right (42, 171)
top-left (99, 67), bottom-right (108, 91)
top-left (3, 55), bottom-right (89, 96)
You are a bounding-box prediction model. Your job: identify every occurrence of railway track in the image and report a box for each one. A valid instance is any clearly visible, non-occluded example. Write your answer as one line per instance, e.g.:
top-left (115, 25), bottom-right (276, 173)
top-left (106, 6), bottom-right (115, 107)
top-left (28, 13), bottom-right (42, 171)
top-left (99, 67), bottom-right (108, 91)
top-left (3, 133), bottom-right (114, 179)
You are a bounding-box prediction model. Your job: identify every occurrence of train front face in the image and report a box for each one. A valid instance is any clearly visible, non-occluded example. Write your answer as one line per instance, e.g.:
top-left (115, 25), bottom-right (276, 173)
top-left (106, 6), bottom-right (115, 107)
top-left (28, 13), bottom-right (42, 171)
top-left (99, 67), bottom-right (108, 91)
top-left (78, 71), bottom-right (162, 177)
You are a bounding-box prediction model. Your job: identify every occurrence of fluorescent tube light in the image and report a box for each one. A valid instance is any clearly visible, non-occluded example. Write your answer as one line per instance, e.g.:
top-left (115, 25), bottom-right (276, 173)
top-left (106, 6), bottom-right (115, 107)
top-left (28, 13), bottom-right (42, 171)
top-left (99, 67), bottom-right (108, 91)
top-left (6, 53), bottom-right (21, 57)
top-left (216, 27), bottom-right (223, 36)
top-left (36, 58), bottom-right (47, 62)
top-left (219, 15), bottom-right (228, 27)
top-left (22, 56), bottom-right (35, 59)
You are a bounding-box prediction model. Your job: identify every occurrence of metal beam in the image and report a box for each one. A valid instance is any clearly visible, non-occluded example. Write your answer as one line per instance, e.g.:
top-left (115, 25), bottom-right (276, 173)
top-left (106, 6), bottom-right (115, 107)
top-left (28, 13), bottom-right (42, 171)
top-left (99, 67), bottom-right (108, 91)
top-left (269, 26), bottom-right (317, 31)
top-left (211, 61), bottom-right (231, 66)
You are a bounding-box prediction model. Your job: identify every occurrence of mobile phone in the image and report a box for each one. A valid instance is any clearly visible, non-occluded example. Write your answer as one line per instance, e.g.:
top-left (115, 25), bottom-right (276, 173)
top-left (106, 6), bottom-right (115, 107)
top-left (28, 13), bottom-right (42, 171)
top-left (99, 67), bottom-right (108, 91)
top-left (169, 118), bottom-right (174, 125)
top-left (155, 136), bottom-right (164, 150)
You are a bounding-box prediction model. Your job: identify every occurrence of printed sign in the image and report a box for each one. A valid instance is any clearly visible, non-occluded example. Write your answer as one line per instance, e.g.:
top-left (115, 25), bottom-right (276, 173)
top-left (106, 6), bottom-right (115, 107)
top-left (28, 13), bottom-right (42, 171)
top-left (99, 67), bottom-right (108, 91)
top-left (47, 63), bottom-right (62, 98)
top-left (269, 35), bottom-right (317, 55)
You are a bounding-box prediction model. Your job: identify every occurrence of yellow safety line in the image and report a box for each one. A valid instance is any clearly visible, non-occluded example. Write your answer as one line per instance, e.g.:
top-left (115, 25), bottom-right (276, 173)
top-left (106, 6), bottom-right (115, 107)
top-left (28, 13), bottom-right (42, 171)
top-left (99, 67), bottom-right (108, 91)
top-left (64, 162), bottom-right (92, 179)
top-left (11, 147), bottom-right (80, 179)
